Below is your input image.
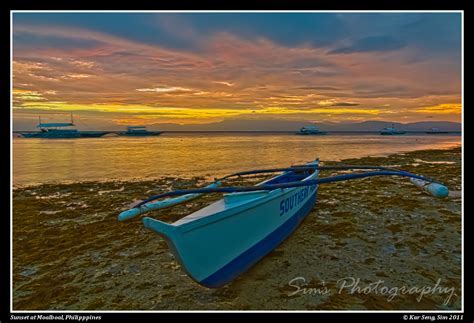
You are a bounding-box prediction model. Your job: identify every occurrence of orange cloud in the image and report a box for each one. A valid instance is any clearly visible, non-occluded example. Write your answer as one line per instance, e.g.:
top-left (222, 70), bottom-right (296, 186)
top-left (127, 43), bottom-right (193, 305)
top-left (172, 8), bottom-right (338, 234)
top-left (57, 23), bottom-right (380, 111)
top-left (415, 103), bottom-right (462, 114)
top-left (13, 22), bottom-right (462, 125)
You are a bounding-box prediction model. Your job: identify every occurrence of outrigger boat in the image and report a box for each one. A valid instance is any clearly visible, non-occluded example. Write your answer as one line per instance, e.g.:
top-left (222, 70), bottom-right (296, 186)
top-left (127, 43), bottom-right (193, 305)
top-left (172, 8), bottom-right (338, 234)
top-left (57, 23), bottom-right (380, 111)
top-left (296, 125), bottom-right (327, 135)
top-left (119, 126), bottom-right (163, 136)
top-left (380, 124), bottom-right (406, 135)
top-left (20, 114), bottom-right (110, 139)
top-left (118, 160), bottom-right (448, 288)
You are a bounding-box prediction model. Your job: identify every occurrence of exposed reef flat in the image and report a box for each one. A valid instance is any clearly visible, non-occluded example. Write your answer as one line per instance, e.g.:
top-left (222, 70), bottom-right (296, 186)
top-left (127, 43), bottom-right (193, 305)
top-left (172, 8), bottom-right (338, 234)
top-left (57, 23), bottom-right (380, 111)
top-left (13, 147), bottom-right (462, 310)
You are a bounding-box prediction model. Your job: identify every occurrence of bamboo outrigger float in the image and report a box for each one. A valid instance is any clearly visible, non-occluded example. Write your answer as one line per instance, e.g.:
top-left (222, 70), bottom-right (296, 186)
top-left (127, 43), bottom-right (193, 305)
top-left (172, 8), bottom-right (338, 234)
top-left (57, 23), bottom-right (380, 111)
top-left (118, 160), bottom-right (448, 288)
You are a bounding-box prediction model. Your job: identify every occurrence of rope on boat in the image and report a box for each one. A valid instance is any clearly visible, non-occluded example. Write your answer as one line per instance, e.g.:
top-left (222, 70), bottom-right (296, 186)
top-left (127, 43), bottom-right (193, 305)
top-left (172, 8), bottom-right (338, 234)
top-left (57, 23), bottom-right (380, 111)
top-left (134, 170), bottom-right (446, 207)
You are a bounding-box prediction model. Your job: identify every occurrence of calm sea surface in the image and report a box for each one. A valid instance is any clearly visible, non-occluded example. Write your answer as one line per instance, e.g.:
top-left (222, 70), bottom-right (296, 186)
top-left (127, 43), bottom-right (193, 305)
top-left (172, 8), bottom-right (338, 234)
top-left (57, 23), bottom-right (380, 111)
top-left (12, 133), bottom-right (461, 186)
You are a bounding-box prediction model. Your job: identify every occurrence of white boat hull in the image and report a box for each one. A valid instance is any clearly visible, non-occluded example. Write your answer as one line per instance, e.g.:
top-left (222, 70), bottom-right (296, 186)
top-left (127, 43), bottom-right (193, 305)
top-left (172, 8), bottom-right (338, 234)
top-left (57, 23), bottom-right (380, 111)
top-left (143, 162), bottom-right (319, 288)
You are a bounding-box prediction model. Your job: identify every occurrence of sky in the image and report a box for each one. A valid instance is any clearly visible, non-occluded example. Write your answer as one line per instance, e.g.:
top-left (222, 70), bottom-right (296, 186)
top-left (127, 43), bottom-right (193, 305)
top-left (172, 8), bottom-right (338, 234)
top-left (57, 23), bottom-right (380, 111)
top-left (12, 12), bottom-right (462, 130)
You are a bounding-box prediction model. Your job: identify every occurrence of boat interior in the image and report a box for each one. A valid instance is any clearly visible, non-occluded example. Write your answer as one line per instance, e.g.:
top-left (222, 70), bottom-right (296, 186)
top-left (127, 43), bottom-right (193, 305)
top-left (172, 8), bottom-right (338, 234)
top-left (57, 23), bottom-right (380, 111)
top-left (174, 167), bottom-right (318, 225)
top-left (261, 168), bottom-right (316, 185)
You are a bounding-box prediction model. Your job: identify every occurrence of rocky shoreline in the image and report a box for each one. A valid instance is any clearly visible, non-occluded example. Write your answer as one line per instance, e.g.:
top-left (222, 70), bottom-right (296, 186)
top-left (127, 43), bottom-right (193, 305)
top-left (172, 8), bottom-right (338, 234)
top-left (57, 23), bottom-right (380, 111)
top-left (13, 147), bottom-right (462, 310)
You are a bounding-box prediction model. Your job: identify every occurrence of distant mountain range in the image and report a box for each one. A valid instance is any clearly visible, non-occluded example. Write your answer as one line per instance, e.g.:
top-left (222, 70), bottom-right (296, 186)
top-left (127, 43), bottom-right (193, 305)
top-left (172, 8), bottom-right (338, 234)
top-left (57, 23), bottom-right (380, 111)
top-left (13, 118), bottom-right (461, 132)
top-left (145, 120), bottom-right (461, 132)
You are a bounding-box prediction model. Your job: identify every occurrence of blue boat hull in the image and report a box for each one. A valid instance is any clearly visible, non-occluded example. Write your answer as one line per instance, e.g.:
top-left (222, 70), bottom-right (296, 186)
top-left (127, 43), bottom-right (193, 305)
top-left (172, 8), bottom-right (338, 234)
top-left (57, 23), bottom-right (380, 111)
top-left (21, 132), bottom-right (82, 138)
top-left (119, 132), bottom-right (162, 136)
top-left (142, 162), bottom-right (319, 288)
top-left (21, 131), bottom-right (109, 138)
top-left (78, 131), bottom-right (110, 138)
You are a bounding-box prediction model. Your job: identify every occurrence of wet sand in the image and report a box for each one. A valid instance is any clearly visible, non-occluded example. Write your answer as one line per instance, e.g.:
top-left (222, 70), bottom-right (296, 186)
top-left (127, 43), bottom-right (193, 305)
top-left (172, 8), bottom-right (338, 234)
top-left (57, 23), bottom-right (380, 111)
top-left (12, 147), bottom-right (462, 310)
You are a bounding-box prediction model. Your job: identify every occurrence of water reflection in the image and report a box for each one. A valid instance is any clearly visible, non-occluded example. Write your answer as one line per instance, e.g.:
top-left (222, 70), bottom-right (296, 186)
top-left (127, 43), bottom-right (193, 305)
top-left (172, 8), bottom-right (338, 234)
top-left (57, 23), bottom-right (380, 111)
top-left (13, 133), bottom-right (461, 185)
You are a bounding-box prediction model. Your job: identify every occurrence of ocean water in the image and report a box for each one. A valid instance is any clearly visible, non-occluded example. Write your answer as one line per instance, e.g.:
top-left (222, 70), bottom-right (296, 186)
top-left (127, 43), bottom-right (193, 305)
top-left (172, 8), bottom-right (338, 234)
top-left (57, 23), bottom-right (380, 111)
top-left (12, 133), bottom-right (461, 186)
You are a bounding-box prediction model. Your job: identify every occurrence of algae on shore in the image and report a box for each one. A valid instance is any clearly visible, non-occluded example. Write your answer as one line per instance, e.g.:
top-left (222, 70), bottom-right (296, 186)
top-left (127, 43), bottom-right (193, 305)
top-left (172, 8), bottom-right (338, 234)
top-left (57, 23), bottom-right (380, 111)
top-left (12, 148), bottom-right (462, 310)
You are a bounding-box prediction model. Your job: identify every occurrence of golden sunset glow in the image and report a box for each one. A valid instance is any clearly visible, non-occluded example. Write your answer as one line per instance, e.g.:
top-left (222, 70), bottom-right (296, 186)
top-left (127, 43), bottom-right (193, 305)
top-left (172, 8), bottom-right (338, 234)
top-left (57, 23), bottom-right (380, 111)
top-left (415, 103), bottom-right (462, 115)
top-left (12, 13), bottom-right (462, 129)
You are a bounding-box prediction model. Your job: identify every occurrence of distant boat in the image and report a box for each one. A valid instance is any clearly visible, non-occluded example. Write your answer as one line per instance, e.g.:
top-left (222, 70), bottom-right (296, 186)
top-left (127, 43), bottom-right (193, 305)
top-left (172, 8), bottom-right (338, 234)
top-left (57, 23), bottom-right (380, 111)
top-left (380, 124), bottom-right (406, 135)
top-left (20, 115), bottom-right (110, 138)
top-left (296, 125), bottom-right (327, 135)
top-left (426, 127), bottom-right (449, 134)
top-left (119, 126), bottom-right (163, 136)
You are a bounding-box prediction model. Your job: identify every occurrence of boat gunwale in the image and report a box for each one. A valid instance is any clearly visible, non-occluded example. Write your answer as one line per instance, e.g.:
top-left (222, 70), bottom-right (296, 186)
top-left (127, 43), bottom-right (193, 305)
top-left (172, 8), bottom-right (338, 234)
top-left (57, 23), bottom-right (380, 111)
top-left (174, 167), bottom-right (319, 233)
